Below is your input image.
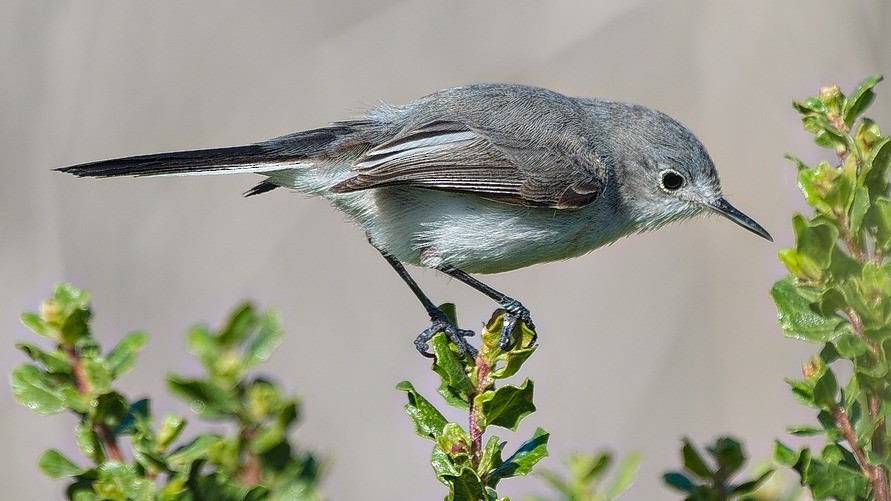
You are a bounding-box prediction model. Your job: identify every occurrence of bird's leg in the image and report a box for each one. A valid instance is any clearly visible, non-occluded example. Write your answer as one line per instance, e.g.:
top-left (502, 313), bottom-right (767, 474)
top-left (437, 266), bottom-right (536, 350)
top-left (379, 253), bottom-right (477, 358)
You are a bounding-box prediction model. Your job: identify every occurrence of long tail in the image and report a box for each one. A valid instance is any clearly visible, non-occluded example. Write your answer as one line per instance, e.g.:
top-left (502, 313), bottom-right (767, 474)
top-left (56, 121), bottom-right (369, 195)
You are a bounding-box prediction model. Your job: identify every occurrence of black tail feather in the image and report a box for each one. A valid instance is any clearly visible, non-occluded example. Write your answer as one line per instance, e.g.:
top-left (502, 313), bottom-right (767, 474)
top-left (56, 122), bottom-right (369, 179)
top-left (244, 180), bottom-right (280, 197)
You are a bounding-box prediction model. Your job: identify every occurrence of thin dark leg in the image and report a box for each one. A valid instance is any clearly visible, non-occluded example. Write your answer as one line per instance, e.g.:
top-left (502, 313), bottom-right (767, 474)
top-left (379, 253), bottom-right (477, 357)
top-left (437, 266), bottom-right (537, 349)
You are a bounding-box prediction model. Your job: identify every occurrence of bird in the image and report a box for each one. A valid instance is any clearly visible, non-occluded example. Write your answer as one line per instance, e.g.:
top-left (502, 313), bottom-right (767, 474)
top-left (57, 83), bottom-right (772, 357)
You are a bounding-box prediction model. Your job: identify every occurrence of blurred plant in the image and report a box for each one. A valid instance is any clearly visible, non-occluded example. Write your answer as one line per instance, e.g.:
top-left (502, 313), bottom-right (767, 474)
top-left (10, 283), bottom-right (323, 500)
top-left (663, 437), bottom-right (774, 501)
top-left (524, 450), bottom-right (641, 501)
top-left (771, 74), bottom-right (891, 500)
top-left (399, 306), bottom-right (549, 500)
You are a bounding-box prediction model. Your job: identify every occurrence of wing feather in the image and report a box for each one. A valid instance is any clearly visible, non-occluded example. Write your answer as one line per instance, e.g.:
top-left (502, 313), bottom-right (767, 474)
top-left (330, 119), bottom-right (606, 209)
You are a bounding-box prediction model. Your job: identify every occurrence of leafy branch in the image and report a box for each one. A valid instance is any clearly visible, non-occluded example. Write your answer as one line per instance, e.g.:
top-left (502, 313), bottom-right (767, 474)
top-left (399, 307), bottom-right (548, 500)
top-left (10, 284), bottom-right (324, 500)
top-left (771, 74), bottom-right (891, 501)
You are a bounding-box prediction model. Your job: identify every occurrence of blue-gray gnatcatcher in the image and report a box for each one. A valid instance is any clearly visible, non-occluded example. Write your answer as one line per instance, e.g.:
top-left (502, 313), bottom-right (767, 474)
top-left (58, 83), bottom-right (772, 357)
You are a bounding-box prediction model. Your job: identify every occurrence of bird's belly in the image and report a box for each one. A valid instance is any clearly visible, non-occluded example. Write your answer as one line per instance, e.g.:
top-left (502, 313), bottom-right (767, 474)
top-left (341, 187), bottom-right (629, 274)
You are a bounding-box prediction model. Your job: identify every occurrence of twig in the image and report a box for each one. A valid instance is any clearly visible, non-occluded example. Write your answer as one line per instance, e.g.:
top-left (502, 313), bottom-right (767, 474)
top-left (64, 344), bottom-right (124, 462)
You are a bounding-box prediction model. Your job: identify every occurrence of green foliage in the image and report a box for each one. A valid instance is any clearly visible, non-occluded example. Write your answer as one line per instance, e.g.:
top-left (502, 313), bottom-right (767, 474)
top-left (398, 308), bottom-right (549, 500)
top-left (771, 75), bottom-right (891, 500)
top-left (10, 284), bottom-right (324, 500)
top-left (663, 437), bottom-right (772, 501)
top-left (524, 450), bottom-right (642, 501)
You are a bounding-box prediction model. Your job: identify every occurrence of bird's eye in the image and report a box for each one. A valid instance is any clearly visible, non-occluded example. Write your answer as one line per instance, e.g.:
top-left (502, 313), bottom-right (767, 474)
top-left (659, 169), bottom-right (685, 191)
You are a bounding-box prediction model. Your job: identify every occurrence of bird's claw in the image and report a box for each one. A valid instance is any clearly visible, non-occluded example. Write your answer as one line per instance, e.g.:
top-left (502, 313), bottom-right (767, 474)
top-left (499, 299), bottom-right (536, 350)
top-left (415, 314), bottom-right (477, 359)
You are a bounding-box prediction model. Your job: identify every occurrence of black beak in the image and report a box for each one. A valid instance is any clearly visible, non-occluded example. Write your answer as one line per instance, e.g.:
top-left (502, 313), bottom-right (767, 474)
top-left (707, 197), bottom-right (773, 242)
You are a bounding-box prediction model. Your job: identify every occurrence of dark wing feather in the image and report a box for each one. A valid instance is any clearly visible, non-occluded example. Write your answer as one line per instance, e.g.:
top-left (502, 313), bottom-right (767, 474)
top-left (329, 120), bottom-right (607, 209)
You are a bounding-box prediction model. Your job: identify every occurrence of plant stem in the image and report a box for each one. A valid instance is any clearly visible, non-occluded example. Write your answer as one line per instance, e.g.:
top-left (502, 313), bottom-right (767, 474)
top-left (831, 404), bottom-right (872, 475)
top-left (64, 344), bottom-right (124, 462)
top-left (468, 354), bottom-right (489, 465)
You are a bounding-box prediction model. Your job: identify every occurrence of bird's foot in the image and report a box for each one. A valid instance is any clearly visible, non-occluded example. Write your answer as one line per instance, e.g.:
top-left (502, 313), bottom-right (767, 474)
top-left (499, 299), bottom-right (537, 350)
top-left (415, 311), bottom-right (478, 359)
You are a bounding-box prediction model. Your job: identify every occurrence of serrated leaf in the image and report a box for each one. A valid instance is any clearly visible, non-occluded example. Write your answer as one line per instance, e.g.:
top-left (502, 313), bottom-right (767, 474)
top-left (476, 379), bottom-right (535, 431)
top-left (396, 381), bottom-right (448, 440)
top-left (488, 427), bottom-right (549, 481)
top-left (106, 331), bottom-right (148, 378)
top-left (10, 364), bottom-right (70, 415)
top-left (38, 449), bottom-right (83, 478)
top-left (771, 276), bottom-right (845, 342)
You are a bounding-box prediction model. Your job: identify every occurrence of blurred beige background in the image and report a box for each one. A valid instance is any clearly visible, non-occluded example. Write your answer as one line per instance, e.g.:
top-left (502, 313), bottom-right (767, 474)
top-left (2, 1), bottom-right (890, 499)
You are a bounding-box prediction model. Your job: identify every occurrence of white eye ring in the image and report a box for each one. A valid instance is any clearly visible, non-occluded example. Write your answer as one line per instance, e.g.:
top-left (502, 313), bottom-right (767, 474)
top-left (659, 169), bottom-right (686, 192)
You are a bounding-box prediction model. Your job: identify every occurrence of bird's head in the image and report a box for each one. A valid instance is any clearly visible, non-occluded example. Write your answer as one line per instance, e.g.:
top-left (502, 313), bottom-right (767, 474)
top-left (601, 102), bottom-right (772, 241)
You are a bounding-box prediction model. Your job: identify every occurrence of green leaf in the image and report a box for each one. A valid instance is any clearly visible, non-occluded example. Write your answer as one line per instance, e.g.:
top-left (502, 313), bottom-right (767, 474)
top-left (443, 467), bottom-right (486, 501)
top-left (432, 446), bottom-right (460, 483)
top-left (75, 423), bottom-right (101, 462)
top-left (708, 437), bottom-right (746, 475)
top-left (431, 333), bottom-right (474, 410)
top-left (156, 414), bottom-right (186, 450)
top-left (106, 330), bottom-right (148, 378)
top-left (681, 438), bottom-right (713, 478)
top-left (488, 427), bottom-right (549, 481)
top-left (167, 376), bottom-right (236, 418)
top-left (663, 472), bottom-right (696, 493)
top-left (793, 215), bottom-right (838, 270)
top-left (396, 381), bottom-right (448, 440)
top-left (9, 364), bottom-right (69, 415)
top-left (218, 302), bottom-right (257, 346)
top-left (167, 434), bottom-right (221, 467)
top-left (771, 276), bottom-right (845, 342)
top-left (115, 398), bottom-right (151, 435)
top-left (476, 379), bottom-right (535, 431)
top-left (773, 441), bottom-right (801, 467)
top-left (605, 452), bottom-right (642, 499)
top-left (812, 367), bottom-right (839, 408)
top-left (15, 343), bottom-right (71, 373)
top-left (38, 449), bottom-right (83, 478)
top-left (849, 186), bottom-right (870, 235)
top-left (20, 312), bottom-right (54, 339)
top-left (864, 137), bottom-right (891, 197)
top-left (60, 307), bottom-right (92, 345)
top-left (873, 197), bottom-right (891, 251)
top-left (732, 470), bottom-right (773, 496)
top-left (244, 310), bottom-right (283, 368)
top-left (477, 436), bottom-right (505, 477)
top-left (843, 74), bottom-right (883, 127)
top-left (834, 333), bottom-right (870, 358)
top-left (94, 461), bottom-right (154, 501)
